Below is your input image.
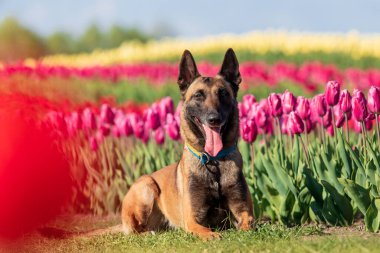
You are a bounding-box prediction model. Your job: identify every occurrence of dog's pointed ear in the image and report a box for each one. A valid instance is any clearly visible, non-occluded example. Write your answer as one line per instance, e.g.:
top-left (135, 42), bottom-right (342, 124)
top-left (177, 50), bottom-right (200, 95)
top-left (218, 48), bottom-right (241, 96)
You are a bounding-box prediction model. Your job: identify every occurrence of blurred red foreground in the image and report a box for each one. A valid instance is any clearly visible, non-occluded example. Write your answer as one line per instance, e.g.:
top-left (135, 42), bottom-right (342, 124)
top-left (0, 93), bottom-right (73, 239)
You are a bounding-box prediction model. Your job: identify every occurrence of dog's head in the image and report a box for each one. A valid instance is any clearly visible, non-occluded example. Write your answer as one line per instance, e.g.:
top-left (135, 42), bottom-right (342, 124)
top-left (178, 49), bottom-right (241, 156)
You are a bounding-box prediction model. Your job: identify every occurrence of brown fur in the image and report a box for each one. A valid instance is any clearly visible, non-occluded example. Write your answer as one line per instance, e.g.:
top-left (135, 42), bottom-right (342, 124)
top-left (121, 49), bottom-right (254, 240)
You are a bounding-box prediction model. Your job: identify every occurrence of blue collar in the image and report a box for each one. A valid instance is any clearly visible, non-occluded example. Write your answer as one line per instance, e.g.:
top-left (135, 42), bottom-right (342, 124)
top-left (185, 143), bottom-right (236, 165)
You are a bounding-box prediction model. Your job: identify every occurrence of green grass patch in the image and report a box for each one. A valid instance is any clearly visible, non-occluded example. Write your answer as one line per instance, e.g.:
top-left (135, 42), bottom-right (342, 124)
top-left (18, 216), bottom-right (380, 253)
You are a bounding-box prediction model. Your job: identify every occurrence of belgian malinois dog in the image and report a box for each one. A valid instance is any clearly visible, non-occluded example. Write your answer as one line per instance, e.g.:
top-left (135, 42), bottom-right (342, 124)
top-left (121, 48), bottom-right (254, 240)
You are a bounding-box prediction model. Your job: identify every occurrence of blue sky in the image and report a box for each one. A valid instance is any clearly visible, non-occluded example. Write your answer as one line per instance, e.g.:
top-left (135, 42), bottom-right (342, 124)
top-left (0, 0), bottom-right (379, 37)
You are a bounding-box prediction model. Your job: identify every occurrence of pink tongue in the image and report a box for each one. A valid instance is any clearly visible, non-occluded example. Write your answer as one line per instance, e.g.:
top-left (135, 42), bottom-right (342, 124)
top-left (202, 124), bottom-right (223, 157)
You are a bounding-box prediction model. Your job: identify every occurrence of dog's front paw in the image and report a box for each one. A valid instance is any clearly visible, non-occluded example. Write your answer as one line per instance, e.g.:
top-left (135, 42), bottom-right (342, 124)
top-left (197, 231), bottom-right (221, 241)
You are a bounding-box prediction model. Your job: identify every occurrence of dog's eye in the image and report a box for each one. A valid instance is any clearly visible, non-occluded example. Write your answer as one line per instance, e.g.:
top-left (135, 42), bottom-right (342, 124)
top-left (219, 88), bottom-right (227, 97)
top-left (194, 91), bottom-right (204, 99)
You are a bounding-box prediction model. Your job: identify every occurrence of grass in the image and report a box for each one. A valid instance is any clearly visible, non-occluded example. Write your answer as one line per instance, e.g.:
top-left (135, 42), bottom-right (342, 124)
top-left (9, 215), bottom-right (380, 253)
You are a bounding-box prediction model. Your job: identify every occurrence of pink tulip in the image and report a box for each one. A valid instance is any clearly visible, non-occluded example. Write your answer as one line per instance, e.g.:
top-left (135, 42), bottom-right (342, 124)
top-left (288, 112), bottom-right (304, 135)
top-left (242, 94), bottom-right (257, 116)
top-left (146, 108), bottom-right (161, 130)
top-left (100, 104), bottom-right (115, 125)
top-left (295, 96), bottom-right (310, 120)
top-left (368, 86), bottom-right (380, 114)
top-left (352, 89), bottom-right (368, 122)
top-left (339, 89), bottom-right (352, 113)
top-left (311, 94), bottom-right (327, 117)
top-left (282, 90), bottom-right (296, 114)
top-left (159, 97), bottom-right (174, 122)
top-left (305, 119), bottom-right (313, 134)
top-left (241, 118), bottom-right (258, 143)
top-left (255, 105), bottom-right (269, 128)
top-left (281, 114), bottom-right (289, 134)
top-left (154, 127), bottom-right (165, 145)
top-left (268, 93), bottom-right (282, 117)
top-left (82, 108), bottom-right (97, 130)
top-left (325, 80), bottom-right (340, 106)
top-left (129, 114), bottom-right (145, 138)
top-left (46, 111), bottom-right (66, 131)
top-left (166, 114), bottom-right (180, 140)
top-left (322, 109), bottom-right (332, 128)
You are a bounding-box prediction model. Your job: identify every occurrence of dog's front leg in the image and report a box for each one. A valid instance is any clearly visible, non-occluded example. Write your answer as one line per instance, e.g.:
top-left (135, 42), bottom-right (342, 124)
top-left (224, 174), bottom-right (254, 231)
top-left (182, 189), bottom-right (221, 240)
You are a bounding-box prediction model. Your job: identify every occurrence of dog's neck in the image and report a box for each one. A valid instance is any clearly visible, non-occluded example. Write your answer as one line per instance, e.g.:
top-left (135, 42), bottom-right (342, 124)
top-left (180, 106), bottom-right (240, 153)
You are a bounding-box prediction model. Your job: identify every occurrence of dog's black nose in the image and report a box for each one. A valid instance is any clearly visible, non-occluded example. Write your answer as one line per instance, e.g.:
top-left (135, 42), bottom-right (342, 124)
top-left (206, 114), bottom-right (221, 126)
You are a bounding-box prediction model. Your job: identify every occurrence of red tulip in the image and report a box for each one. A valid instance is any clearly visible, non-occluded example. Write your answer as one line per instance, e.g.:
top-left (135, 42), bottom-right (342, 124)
top-left (352, 89), bottom-right (368, 122)
top-left (154, 127), bottom-right (165, 145)
top-left (339, 89), bottom-right (352, 113)
top-left (288, 112), bottom-right (304, 135)
top-left (311, 94), bottom-right (327, 117)
top-left (368, 86), bottom-right (380, 114)
top-left (282, 90), bottom-right (296, 114)
top-left (325, 80), bottom-right (340, 106)
top-left (268, 93), bottom-right (282, 117)
top-left (70, 112), bottom-right (82, 130)
top-left (99, 124), bottom-right (111, 136)
top-left (295, 96), bottom-right (310, 120)
top-left (241, 118), bottom-right (258, 143)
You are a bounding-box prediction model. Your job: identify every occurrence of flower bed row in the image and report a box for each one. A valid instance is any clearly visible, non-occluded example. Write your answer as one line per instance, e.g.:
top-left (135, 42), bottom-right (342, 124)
top-left (21, 31), bottom-right (380, 66)
top-left (3, 61), bottom-right (380, 93)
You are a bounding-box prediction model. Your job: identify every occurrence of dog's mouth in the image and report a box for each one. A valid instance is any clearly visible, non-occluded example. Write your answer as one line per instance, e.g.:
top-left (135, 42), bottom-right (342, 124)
top-left (193, 117), bottom-right (225, 157)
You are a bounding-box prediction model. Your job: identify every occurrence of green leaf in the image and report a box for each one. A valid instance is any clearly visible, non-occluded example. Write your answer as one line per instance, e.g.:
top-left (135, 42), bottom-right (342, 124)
top-left (303, 168), bottom-right (324, 205)
top-left (292, 135), bottom-right (300, 176)
top-left (365, 138), bottom-right (380, 174)
top-left (365, 199), bottom-right (380, 232)
top-left (338, 178), bottom-right (371, 214)
top-left (337, 129), bottom-right (352, 179)
top-left (279, 190), bottom-right (296, 225)
top-left (321, 180), bottom-right (353, 225)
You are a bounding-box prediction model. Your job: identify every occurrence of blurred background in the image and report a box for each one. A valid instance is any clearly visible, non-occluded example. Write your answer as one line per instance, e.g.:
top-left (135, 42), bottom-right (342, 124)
top-left (0, 0), bottom-right (379, 62)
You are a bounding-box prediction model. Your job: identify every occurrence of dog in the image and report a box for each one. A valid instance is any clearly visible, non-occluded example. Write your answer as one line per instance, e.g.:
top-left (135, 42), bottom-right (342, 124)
top-left (121, 48), bottom-right (254, 240)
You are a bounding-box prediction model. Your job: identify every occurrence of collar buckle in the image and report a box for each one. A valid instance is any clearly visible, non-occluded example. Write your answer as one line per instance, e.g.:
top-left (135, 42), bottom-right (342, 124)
top-left (201, 152), bottom-right (211, 164)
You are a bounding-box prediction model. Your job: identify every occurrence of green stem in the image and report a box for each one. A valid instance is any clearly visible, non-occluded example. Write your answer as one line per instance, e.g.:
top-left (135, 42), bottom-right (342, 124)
top-left (321, 117), bottom-right (326, 150)
top-left (376, 114), bottom-right (380, 151)
top-left (330, 107), bottom-right (337, 145)
top-left (276, 117), bottom-right (284, 166)
top-left (299, 134), bottom-right (310, 167)
top-left (303, 120), bottom-right (309, 148)
top-left (344, 113), bottom-right (350, 144)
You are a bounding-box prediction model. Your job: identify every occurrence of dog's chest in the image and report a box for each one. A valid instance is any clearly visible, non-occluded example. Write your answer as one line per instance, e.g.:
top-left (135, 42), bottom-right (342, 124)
top-left (188, 161), bottom-right (231, 226)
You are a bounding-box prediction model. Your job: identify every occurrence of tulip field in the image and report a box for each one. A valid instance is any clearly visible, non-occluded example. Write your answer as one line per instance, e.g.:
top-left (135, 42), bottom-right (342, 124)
top-left (3, 32), bottom-right (380, 249)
